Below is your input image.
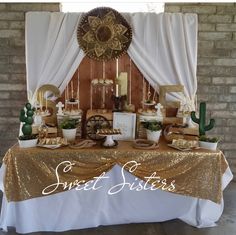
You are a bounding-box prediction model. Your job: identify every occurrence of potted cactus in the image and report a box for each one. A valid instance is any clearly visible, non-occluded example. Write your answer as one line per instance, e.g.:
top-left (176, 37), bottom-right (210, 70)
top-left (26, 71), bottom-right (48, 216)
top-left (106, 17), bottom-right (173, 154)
top-left (18, 102), bottom-right (38, 148)
top-left (60, 119), bottom-right (78, 142)
top-left (191, 102), bottom-right (218, 150)
top-left (143, 121), bottom-right (162, 142)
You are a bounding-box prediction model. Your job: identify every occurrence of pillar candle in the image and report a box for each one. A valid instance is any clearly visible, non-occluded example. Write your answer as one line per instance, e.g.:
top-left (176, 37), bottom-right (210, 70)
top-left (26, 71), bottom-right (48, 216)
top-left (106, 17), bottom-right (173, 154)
top-left (129, 58), bottom-right (132, 104)
top-left (116, 59), bottom-right (119, 78)
top-left (40, 91), bottom-right (43, 111)
top-left (117, 72), bottom-right (128, 96)
top-left (65, 88), bottom-right (67, 110)
top-left (90, 59), bottom-right (93, 110)
top-left (153, 86), bottom-right (156, 102)
top-left (66, 83), bottom-right (69, 101)
top-left (103, 61), bottom-right (105, 79)
top-left (77, 69), bottom-right (80, 101)
top-left (115, 84), bottom-right (119, 97)
top-left (71, 81), bottom-right (74, 98)
top-left (142, 77), bottom-right (145, 108)
top-left (45, 91), bottom-right (47, 111)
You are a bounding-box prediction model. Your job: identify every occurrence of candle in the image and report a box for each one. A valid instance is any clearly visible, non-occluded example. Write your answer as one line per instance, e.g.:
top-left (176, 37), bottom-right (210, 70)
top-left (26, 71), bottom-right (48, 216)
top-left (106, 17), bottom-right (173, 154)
top-left (153, 86), bottom-right (156, 102)
top-left (40, 91), bottom-right (42, 111)
top-left (142, 77), bottom-right (145, 109)
top-left (71, 81), bottom-right (74, 98)
top-left (116, 59), bottom-right (119, 78)
top-left (103, 61), bottom-right (105, 79)
top-left (90, 59), bottom-right (93, 110)
top-left (66, 83), bottom-right (69, 101)
top-left (45, 91), bottom-right (48, 111)
top-left (77, 69), bottom-right (80, 108)
top-left (115, 84), bottom-right (119, 97)
top-left (129, 58), bottom-right (132, 104)
top-left (65, 88), bottom-right (67, 110)
top-left (117, 72), bottom-right (127, 96)
top-left (41, 91), bottom-right (44, 111)
top-left (90, 82), bottom-right (93, 110)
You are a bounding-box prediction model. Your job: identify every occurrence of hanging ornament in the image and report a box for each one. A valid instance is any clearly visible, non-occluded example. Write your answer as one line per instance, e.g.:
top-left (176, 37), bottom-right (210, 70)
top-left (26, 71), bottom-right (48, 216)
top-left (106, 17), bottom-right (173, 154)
top-left (77, 7), bottom-right (132, 61)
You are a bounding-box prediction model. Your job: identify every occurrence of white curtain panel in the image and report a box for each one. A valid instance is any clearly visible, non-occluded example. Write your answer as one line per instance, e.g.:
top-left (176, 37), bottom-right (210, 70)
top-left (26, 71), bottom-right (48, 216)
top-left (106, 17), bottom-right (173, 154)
top-left (126, 13), bottom-right (198, 101)
top-left (25, 12), bottom-right (197, 104)
top-left (25, 12), bottom-right (85, 103)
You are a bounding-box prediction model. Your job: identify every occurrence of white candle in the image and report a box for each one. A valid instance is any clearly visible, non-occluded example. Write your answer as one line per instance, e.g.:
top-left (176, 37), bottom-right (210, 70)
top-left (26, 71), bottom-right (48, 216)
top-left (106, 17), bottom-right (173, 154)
top-left (90, 59), bottom-right (93, 110)
top-left (45, 91), bottom-right (47, 111)
top-left (142, 77), bottom-right (145, 109)
top-left (129, 58), bottom-right (132, 104)
top-left (153, 86), bottom-right (156, 102)
top-left (115, 84), bottom-right (119, 97)
top-left (90, 83), bottom-right (93, 110)
top-left (65, 88), bottom-right (67, 110)
top-left (103, 61), bottom-right (105, 79)
top-left (71, 81), bottom-right (74, 98)
top-left (77, 69), bottom-right (80, 100)
top-left (116, 59), bottom-right (119, 78)
top-left (66, 83), bottom-right (69, 101)
top-left (40, 91), bottom-right (42, 111)
top-left (41, 92), bottom-right (44, 111)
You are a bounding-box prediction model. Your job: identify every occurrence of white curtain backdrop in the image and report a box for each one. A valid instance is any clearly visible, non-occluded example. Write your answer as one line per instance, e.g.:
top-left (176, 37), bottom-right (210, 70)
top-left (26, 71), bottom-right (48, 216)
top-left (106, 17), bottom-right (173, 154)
top-left (125, 13), bottom-right (198, 100)
top-left (25, 12), bottom-right (197, 105)
top-left (25, 12), bottom-right (85, 103)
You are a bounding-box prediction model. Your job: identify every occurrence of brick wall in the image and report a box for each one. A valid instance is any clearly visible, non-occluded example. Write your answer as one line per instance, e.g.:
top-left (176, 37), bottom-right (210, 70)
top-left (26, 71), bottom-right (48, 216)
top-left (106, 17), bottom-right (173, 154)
top-left (0, 3), bottom-right (60, 159)
top-left (165, 3), bottom-right (236, 179)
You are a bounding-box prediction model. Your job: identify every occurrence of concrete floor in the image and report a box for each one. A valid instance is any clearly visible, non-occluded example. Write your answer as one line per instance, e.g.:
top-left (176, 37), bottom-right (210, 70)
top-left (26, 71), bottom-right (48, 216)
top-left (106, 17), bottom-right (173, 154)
top-left (1, 182), bottom-right (235, 235)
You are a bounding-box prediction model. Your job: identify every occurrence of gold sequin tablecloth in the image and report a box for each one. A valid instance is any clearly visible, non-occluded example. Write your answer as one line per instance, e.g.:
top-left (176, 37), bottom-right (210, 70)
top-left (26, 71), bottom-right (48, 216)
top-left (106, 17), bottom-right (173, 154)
top-left (3, 140), bottom-right (228, 203)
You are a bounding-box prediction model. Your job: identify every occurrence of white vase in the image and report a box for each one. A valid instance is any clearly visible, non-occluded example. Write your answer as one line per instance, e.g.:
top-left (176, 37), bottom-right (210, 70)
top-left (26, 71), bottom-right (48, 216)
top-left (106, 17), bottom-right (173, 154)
top-left (146, 129), bottom-right (162, 142)
top-left (18, 138), bottom-right (38, 148)
top-left (199, 141), bottom-right (218, 151)
top-left (62, 128), bottom-right (77, 142)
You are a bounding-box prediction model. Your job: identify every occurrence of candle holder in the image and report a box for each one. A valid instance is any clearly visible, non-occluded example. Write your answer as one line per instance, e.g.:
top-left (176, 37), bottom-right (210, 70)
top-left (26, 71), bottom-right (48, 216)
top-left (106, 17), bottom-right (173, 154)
top-left (112, 95), bottom-right (126, 112)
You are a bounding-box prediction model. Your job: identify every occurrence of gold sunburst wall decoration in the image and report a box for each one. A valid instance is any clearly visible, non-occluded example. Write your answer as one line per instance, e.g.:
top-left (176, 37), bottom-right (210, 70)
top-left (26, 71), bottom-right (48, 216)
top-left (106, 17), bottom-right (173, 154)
top-left (77, 7), bottom-right (132, 61)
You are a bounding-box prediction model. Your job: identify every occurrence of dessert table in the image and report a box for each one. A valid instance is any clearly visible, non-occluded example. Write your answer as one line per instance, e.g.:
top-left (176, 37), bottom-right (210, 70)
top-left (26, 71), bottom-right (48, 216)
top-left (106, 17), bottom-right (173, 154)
top-left (0, 140), bottom-right (233, 233)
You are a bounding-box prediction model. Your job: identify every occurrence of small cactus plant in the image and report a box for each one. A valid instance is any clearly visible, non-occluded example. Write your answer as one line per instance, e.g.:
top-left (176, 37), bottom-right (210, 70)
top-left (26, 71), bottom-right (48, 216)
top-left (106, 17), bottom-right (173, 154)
top-left (191, 102), bottom-right (215, 136)
top-left (19, 102), bottom-right (36, 140)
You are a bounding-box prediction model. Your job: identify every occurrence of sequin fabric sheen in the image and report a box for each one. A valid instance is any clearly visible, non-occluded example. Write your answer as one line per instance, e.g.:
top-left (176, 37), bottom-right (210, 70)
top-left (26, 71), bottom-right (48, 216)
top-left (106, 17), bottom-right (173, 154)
top-left (3, 140), bottom-right (228, 203)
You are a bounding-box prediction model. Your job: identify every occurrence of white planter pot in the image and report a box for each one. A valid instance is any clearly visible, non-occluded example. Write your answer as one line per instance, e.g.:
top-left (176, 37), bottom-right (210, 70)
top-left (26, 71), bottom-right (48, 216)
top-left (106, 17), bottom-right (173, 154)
top-left (199, 141), bottom-right (218, 151)
top-left (62, 128), bottom-right (77, 142)
top-left (146, 129), bottom-right (162, 142)
top-left (18, 138), bottom-right (38, 148)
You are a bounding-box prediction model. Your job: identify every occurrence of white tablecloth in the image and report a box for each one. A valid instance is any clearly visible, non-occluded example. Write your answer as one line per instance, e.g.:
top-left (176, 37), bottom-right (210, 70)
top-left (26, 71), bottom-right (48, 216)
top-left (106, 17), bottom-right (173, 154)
top-left (0, 164), bottom-right (233, 234)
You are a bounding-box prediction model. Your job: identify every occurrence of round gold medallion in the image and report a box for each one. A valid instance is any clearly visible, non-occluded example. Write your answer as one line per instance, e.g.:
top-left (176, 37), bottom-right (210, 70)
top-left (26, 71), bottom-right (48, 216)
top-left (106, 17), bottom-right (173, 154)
top-left (77, 7), bottom-right (132, 61)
